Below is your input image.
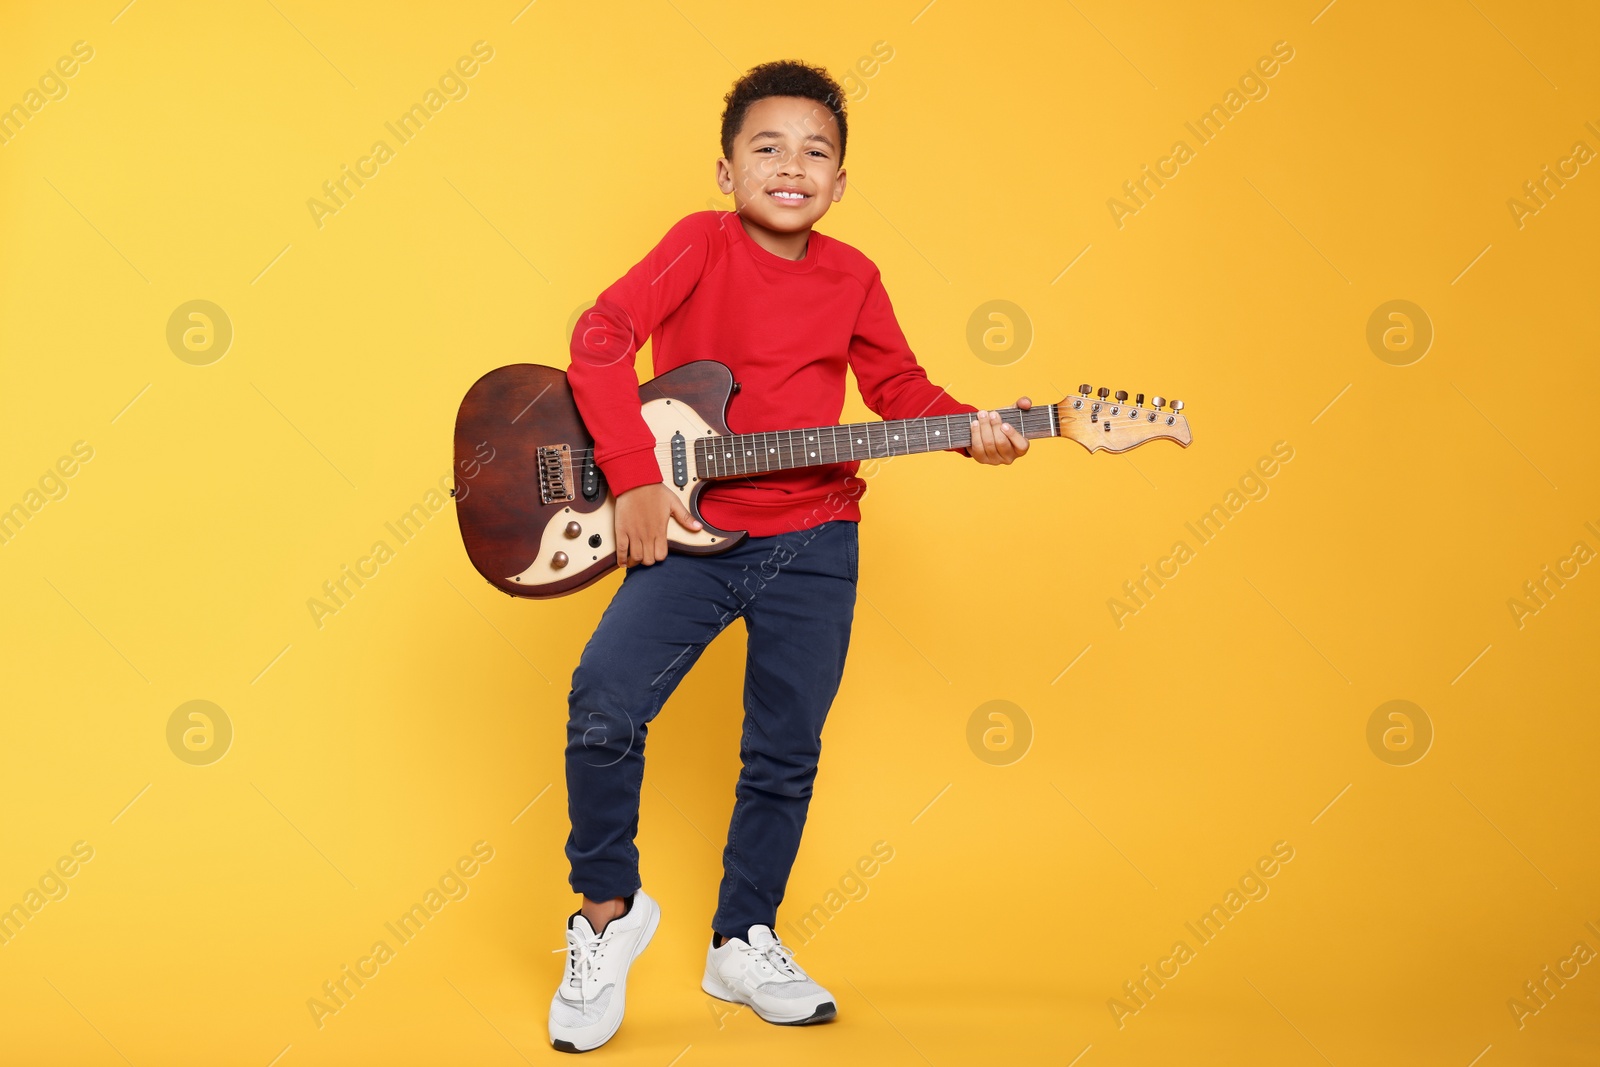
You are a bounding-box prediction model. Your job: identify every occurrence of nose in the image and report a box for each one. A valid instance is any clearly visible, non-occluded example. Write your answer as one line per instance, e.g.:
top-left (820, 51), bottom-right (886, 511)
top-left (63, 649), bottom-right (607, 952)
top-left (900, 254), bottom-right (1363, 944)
top-left (775, 149), bottom-right (804, 179)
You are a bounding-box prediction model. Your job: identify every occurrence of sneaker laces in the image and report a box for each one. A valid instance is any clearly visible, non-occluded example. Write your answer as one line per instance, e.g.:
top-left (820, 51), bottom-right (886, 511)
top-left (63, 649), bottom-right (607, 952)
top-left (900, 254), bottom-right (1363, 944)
top-left (552, 924), bottom-right (608, 1011)
top-left (746, 936), bottom-right (806, 981)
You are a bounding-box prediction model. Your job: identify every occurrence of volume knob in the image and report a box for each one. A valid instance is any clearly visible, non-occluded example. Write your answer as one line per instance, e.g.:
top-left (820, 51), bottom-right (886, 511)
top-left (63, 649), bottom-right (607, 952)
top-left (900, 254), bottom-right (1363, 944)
top-left (565, 521), bottom-right (582, 538)
top-left (551, 551), bottom-right (569, 569)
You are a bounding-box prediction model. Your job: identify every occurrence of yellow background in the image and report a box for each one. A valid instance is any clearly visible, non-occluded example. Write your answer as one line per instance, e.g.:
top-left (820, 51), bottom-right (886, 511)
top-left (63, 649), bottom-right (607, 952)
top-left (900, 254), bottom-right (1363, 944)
top-left (3, 1), bottom-right (1597, 1063)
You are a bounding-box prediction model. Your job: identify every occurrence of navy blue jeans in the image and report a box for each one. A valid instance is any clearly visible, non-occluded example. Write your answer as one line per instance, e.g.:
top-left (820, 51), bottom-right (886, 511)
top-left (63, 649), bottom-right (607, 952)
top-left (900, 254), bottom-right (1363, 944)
top-left (564, 518), bottom-right (859, 937)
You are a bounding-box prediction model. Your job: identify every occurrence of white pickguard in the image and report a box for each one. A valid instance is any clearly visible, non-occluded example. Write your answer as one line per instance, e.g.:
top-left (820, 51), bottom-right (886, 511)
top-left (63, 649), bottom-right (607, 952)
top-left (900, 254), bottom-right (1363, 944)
top-left (507, 397), bottom-right (729, 589)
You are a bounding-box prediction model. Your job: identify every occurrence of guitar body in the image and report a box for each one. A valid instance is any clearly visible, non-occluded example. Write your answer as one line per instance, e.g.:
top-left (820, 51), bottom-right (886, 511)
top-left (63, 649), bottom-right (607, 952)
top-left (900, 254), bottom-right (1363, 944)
top-left (453, 361), bottom-right (748, 599)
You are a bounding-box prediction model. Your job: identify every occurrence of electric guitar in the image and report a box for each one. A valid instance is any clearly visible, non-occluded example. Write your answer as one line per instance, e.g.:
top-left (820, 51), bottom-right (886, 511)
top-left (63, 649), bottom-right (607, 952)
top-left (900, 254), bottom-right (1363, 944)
top-left (452, 360), bottom-right (1192, 599)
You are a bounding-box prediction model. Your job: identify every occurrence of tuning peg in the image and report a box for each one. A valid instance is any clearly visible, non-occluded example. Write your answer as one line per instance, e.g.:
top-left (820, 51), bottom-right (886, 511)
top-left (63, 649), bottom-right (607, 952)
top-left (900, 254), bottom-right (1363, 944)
top-left (1078, 384), bottom-right (1091, 397)
top-left (1114, 390), bottom-right (1128, 404)
top-left (1097, 387), bottom-right (1110, 401)
top-left (1171, 400), bottom-right (1184, 413)
top-left (1135, 393), bottom-right (1145, 407)
top-left (1151, 396), bottom-right (1166, 410)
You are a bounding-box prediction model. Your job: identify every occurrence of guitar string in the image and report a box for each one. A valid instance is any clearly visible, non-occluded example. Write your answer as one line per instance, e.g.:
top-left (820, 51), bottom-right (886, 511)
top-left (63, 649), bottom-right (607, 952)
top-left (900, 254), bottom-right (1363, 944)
top-left (550, 407), bottom-right (1058, 465)
top-left (546, 406), bottom-right (1171, 477)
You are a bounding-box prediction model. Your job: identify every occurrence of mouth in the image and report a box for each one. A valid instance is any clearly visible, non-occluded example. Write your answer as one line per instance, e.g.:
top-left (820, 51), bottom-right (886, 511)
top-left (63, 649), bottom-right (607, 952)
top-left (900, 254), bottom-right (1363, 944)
top-left (765, 187), bottom-right (812, 207)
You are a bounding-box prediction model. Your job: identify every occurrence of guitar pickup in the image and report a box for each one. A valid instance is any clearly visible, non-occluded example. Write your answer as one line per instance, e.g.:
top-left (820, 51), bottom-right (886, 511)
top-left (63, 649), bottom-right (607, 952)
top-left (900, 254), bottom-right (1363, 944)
top-left (581, 450), bottom-right (604, 501)
top-left (670, 431), bottom-right (688, 487)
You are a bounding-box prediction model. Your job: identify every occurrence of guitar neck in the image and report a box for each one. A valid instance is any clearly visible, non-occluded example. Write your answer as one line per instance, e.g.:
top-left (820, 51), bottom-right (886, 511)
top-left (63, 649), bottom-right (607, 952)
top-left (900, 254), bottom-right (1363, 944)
top-left (693, 405), bottom-right (1058, 480)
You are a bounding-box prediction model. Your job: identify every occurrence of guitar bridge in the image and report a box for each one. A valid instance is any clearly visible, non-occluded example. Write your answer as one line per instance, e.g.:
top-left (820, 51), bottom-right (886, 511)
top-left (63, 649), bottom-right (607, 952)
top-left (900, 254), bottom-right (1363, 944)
top-left (537, 444), bottom-right (574, 504)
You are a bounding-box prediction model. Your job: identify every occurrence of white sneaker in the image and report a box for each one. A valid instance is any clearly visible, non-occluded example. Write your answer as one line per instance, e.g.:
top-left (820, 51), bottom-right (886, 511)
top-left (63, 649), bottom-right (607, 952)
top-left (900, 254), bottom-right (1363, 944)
top-left (548, 889), bottom-right (661, 1053)
top-left (701, 924), bottom-right (837, 1025)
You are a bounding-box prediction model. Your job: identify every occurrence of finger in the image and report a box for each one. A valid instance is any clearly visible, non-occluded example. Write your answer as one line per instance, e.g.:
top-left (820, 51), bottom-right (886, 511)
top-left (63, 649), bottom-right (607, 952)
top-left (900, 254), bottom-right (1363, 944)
top-left (1001, 420), bottom-right (1028, 459)
top-left (616, 533), bottom-right (630, 568)
top-left (668, 496), bottom-right (702, 531)
top-left (991, 410), bottom-right (1016, 462)
top-left (1016, 395), bottom-right (1032, 411)
top-left (969, 410), bottom-right (991, 462)
top-left (991, 412), bottom-right (1017, 463)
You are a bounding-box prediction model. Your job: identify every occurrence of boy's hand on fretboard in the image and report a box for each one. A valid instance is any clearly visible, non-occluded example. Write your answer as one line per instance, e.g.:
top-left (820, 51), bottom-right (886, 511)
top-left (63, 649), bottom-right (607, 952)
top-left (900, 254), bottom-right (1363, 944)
top-left (968, 398), bottom-right (1032, 465)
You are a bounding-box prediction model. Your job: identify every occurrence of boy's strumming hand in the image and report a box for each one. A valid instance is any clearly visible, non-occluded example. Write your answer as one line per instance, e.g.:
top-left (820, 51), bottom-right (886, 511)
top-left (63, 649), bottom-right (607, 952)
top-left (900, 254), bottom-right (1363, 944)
top-left (614, 483), bottom-right (702, 567)
top-left (968, 398), bottom-right (1032, 465)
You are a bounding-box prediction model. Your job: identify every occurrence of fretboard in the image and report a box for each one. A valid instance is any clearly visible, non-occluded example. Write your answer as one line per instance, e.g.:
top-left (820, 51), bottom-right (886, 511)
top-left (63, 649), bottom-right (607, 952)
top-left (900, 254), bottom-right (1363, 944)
top-left (693, 405), bottom-right (1057, 480)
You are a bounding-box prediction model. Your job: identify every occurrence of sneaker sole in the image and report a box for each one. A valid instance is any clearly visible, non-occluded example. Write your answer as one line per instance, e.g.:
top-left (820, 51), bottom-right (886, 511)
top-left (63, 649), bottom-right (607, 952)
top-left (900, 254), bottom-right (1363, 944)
top-left (700, 970), bottom-right (837, 1026)
top-left (550, 898), bottom-right (662, 1054)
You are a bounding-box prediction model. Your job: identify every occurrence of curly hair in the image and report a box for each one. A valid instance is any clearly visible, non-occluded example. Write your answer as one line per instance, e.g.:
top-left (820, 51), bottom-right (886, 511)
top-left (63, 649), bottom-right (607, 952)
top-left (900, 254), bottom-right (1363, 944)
top-left (720, 60), bottom-right (848, 164)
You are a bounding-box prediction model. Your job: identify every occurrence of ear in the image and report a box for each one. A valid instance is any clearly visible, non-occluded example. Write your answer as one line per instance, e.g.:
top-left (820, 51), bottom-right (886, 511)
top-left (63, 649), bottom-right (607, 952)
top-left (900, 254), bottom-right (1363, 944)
top-left (715, 157), bottom-right (734, 195)
top-left (832, 166), bottom-right (847, 203)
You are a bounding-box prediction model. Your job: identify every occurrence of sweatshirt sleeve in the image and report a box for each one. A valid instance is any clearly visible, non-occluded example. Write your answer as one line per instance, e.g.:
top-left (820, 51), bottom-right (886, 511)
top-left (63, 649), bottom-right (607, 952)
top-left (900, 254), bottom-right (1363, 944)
top-left (847, 269), bottom-right (979, 456)
top-left (567, 213), bottom-right (717, 495)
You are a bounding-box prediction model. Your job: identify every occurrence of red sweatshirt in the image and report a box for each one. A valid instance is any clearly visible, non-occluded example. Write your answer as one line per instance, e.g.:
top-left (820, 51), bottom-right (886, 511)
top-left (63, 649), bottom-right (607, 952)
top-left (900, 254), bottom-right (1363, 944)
top-left (568, 210), bottom-right (977, 537)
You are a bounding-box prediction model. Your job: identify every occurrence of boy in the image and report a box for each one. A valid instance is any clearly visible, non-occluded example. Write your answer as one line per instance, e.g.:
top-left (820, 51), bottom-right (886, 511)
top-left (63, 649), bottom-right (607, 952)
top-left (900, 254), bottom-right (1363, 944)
top-left (549, 60), bottom-right (1031, 1053)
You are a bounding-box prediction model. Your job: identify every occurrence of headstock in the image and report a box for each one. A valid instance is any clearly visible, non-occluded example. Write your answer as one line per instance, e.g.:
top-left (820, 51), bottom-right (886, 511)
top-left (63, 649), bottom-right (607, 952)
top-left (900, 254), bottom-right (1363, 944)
top-left (1054, 384), bottom-right (1192, 453)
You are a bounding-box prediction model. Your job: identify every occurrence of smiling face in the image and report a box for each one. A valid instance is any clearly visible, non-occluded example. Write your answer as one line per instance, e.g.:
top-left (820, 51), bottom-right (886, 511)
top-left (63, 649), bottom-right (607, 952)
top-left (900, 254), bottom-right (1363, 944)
top-left (716, 95), bottom-right (846, 255)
